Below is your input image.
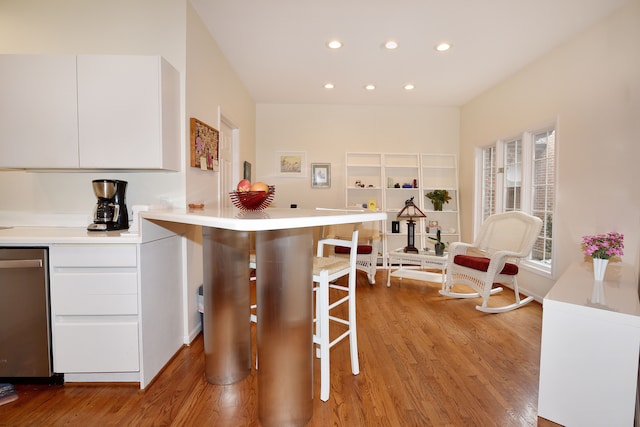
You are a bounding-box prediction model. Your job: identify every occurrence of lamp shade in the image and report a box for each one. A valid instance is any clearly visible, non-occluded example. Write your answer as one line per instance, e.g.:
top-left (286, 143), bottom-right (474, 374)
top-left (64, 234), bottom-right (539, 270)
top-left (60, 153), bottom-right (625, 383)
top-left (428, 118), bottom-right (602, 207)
top-left (397, 198), bottom-right (426, 219)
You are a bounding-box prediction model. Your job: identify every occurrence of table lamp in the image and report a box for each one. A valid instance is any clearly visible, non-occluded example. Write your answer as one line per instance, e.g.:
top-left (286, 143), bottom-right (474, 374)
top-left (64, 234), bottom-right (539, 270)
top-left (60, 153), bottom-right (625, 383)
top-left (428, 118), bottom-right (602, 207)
top-left (396, 197), bottom-right (426, 253)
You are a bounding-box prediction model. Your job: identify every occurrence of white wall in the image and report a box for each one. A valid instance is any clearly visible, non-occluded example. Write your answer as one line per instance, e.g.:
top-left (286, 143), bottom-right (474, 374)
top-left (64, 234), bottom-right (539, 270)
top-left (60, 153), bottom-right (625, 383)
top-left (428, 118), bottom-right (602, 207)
top-left (183, 4), bottom-right (256, 338)
top-left (459, 0), bottom-right (640, 299)
top-left (256, 104), bottom-right (460, 209)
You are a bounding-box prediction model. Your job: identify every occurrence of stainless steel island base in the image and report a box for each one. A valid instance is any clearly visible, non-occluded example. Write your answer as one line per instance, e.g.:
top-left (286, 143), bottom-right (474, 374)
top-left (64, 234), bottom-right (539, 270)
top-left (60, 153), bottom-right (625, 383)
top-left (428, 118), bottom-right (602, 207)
top-left (256, 228), bottom-right (313, 427)
top-left (202, 227), bottom-right (251, 384)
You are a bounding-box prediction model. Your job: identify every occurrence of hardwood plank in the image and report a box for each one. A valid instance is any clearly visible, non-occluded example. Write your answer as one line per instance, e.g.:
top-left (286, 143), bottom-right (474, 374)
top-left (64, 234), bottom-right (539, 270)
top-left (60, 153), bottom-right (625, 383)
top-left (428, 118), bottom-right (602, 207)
top-left (0, 270), bottom-right (562, 426)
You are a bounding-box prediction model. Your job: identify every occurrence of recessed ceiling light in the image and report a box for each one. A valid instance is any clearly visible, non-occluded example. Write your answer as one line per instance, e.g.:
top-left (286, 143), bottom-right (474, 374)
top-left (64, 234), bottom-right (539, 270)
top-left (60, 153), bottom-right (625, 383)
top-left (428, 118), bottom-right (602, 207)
top-left (403, 84), bottom-right (415, 91)
top-left (327, 40), bottom-right (343, 49)
top-left (324, 83), bottom-right (334, 89)
top-left (384, 40), bottom-right (398, 50)
top-left (364, 84), bottom-right (376, 91)
top-left (435, 42), bottom-right (451, 52)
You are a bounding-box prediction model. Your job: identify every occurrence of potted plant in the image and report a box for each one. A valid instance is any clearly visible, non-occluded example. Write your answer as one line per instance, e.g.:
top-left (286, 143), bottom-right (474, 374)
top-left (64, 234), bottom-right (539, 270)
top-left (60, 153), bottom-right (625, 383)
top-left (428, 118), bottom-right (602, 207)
top-left (429, 228), bottom-right (446, 256)
top-left (425, 189), bottom-right (451, 211)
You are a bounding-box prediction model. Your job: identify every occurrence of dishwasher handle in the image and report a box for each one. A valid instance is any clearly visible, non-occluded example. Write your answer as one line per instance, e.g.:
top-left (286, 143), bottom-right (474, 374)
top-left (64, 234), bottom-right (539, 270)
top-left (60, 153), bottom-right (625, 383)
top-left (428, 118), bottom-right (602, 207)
top-left (0, 259), bottom-right (43, 269)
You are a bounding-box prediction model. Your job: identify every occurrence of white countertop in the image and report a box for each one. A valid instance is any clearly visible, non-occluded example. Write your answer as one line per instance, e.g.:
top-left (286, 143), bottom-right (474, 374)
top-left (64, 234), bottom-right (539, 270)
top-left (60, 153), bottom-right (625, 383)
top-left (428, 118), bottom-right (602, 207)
top-left (141, 207), bottom-right (387, 231)
top-left (0, 208), bottom-right (387, 244)
top-left (0, 226), bottom-right (141, 244)
top-left (544, 261), bottom-right (640, 319)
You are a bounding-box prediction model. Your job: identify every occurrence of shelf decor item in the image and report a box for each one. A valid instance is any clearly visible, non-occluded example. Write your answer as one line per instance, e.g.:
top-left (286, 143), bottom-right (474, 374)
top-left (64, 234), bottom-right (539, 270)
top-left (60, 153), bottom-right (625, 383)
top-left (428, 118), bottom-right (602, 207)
top-left (425, 189), bottom-right (451, 211)
top-left (397, 197), bottom-right (426, 253)
top-left (229, 186), bottom-right (276, 210)
top-left (581, 231), bottom-right (624, 281)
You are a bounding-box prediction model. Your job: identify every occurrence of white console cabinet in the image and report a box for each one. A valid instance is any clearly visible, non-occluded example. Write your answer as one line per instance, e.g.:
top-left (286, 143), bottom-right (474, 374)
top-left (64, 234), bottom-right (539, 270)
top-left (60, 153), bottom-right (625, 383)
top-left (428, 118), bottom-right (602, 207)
top-left (0, 54), bottom-right (179, 170)
top-left (538, 261), bottom-right (640, 426)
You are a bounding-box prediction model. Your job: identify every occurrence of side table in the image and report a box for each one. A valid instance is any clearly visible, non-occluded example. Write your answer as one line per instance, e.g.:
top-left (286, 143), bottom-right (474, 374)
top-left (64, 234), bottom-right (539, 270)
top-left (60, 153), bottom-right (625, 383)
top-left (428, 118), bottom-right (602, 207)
top-left (386, 248), bottom-right (448, 288)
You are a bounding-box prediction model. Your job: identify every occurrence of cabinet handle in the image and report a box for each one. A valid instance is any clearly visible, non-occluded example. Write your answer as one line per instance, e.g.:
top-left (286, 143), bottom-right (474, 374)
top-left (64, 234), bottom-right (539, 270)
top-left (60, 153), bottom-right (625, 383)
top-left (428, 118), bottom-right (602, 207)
top-left (0, 259), bottom-right (43, 269)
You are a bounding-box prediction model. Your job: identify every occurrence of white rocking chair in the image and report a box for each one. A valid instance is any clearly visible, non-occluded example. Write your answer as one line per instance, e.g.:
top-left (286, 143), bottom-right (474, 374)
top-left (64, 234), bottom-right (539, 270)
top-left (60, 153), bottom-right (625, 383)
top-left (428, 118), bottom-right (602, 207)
top-left (440, 211), bottom-right (543, 313)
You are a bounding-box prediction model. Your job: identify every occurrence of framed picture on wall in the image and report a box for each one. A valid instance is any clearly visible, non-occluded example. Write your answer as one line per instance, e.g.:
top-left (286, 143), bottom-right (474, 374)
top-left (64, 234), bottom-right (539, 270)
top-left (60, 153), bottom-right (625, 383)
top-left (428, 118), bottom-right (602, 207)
top-left (243, 161), bottom-right (252, 181)
top-left (190, 117), bottom-right (219, 171)
top-left (311, 163), bottom-right (331, 188)
top-left (276, 151), bottom-right (307, 178)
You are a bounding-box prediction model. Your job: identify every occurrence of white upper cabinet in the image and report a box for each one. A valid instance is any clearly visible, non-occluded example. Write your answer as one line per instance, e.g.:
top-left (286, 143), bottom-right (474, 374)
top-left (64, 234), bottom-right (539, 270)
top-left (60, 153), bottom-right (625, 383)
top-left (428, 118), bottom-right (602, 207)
top-left (77, 55), bottom-right (180, 170)
top-left (0, 55), bottom-right (180, 171)
top-left (0, 55), bottom-right (80, 168)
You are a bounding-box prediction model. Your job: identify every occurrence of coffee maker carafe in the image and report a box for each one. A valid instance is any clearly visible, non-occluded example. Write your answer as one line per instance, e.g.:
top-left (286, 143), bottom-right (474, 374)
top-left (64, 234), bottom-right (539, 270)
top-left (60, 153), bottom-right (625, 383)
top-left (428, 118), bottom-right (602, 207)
top-left (87, 179), bottom-right (129, 231)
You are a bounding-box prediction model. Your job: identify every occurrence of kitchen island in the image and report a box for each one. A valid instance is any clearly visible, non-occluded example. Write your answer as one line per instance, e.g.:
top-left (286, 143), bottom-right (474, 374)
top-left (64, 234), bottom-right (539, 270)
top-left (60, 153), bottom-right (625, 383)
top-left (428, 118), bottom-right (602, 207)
top-left (141, 207), bottom-right (386, 427)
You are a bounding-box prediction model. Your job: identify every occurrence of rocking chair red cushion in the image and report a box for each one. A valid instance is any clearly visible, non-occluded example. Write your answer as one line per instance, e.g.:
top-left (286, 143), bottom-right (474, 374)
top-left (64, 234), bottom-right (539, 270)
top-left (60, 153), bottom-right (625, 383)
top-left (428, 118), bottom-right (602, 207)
top-left (453, 255), bottom-right (519, 275)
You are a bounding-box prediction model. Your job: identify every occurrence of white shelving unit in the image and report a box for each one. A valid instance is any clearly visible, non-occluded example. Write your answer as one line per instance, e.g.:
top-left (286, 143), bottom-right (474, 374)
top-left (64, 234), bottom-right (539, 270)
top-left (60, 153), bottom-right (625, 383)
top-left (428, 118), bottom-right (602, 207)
top-left (420, 154), bottom-right (461, 249)
top-left (345, 152), bottom-right (461, 267)
top-left (383, 153), bottom-right (421, 255)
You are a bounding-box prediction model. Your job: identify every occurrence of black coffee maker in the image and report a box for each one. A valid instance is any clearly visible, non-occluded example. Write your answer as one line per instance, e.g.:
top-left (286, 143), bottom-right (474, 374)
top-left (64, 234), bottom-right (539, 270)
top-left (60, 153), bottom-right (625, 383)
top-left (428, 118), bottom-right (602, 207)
top-left (87, 179), bottom-right (129, 231)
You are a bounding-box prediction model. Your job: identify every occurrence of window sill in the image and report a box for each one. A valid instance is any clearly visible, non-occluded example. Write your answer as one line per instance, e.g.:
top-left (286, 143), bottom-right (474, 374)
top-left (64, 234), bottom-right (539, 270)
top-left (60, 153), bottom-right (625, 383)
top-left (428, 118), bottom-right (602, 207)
top-left (521, 260), bottom-right (553, 280)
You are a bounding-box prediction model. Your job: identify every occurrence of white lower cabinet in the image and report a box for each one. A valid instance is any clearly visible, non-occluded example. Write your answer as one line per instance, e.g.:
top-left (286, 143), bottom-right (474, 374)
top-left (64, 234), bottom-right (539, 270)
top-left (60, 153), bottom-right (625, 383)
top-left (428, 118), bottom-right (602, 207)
top-left (49, 231), bottom-right (184, 388)
top-left (54, 319), bottom-right (139, 373)
top-left (50, 245), bottom-right (140, 375)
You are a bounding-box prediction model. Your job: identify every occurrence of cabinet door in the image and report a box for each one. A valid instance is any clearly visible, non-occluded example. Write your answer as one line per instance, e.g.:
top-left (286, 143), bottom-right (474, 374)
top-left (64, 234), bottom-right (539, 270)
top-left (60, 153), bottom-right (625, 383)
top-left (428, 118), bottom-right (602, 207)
top-left (53, 320), bottom-right (139, 372)
top-left (52, 272), bottom-right (138, 315)
top-left (0, 55), bottom-right (79, 168)
top-left (77, 55), bottom-right (179, 170)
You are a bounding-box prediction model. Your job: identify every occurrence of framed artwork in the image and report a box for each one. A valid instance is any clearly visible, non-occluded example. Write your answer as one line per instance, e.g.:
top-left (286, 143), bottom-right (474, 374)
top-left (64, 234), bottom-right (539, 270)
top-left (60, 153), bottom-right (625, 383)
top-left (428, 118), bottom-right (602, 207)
top-left (311, 163), bottom-right (331, 188)
top-left (243, 161), bottom-right (252, 180)
top-left (190, 117), bottom-right (219, 171)
top-left (276, 151), bottom-right (307, 178)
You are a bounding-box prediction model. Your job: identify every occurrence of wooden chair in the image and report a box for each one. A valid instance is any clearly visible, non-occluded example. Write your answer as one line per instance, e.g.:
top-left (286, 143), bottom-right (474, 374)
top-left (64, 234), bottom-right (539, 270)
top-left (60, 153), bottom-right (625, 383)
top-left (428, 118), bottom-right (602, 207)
top-left (322, 222), bottom-right (380, 284)
top-left (440, 211), bottom-right (542, 313)
top-left (313, 226), bottom-right (360, 401)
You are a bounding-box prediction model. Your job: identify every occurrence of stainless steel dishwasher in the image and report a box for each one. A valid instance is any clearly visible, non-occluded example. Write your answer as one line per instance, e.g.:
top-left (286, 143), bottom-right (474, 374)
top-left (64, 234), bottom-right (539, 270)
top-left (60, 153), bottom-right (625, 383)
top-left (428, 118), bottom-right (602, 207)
top-left (0, 247), bottom-right (60, 382)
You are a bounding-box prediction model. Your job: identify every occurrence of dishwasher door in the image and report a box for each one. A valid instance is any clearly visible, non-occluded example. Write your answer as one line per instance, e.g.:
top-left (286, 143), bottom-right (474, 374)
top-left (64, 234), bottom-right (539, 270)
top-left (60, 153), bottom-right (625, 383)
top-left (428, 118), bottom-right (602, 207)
top-left (0, 247), bottom-right (53, 378)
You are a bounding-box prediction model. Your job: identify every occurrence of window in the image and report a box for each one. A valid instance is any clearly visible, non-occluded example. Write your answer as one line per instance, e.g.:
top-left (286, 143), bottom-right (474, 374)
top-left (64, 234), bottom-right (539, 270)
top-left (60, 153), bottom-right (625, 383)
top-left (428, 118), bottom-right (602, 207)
top-left (480, 146), bottom-right (496, 222)
top-left (476, 127), bottom-right (556, 275)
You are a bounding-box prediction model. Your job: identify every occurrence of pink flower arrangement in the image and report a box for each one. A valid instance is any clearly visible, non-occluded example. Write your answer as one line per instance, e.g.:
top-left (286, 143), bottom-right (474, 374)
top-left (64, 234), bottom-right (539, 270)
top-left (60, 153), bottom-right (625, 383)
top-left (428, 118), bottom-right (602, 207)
top-left (581, 231), bottom-right (624, 260)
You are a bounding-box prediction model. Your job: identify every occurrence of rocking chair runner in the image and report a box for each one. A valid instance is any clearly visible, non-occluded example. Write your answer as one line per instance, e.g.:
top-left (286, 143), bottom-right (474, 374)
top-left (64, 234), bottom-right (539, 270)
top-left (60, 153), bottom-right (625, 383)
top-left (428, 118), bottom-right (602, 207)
top-left (440, 211), bottom-right (543, 313)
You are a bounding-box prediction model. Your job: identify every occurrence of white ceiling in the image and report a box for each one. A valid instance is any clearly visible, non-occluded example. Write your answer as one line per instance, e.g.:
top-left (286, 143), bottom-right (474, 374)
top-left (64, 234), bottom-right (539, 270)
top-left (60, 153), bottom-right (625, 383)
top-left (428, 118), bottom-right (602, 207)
top-left (191, 0), bottom-right (628, 107)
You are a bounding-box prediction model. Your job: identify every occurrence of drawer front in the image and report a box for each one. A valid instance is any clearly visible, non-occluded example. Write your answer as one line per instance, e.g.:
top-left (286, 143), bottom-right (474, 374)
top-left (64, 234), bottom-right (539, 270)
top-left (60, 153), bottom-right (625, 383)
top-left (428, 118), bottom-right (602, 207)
top-left (52, 244), bottom-right (137, 267)
top-left (53, 319), bottom-right (139, 373)
top-left (53, 272), bottom-right (138, 315)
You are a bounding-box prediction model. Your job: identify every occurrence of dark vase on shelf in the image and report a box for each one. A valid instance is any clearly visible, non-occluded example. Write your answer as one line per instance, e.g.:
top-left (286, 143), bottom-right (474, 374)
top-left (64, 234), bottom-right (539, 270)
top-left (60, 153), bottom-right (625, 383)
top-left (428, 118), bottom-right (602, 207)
top-left (432, 200), bottom-right (443, 211)
top-left (431, 229), bottom-right (445, 256)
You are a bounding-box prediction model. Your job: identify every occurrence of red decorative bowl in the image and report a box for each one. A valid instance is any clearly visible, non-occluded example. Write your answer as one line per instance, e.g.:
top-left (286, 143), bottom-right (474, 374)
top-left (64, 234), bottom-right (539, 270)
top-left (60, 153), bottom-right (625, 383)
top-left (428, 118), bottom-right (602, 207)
top-left (229, 186), bottom-right (275, 210)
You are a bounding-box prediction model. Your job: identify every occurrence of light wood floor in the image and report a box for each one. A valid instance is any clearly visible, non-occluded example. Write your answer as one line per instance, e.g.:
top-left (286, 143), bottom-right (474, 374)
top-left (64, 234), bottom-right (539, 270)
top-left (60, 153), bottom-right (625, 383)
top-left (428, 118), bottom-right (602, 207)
top-left (0, 270), bottom-right (561, 426)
